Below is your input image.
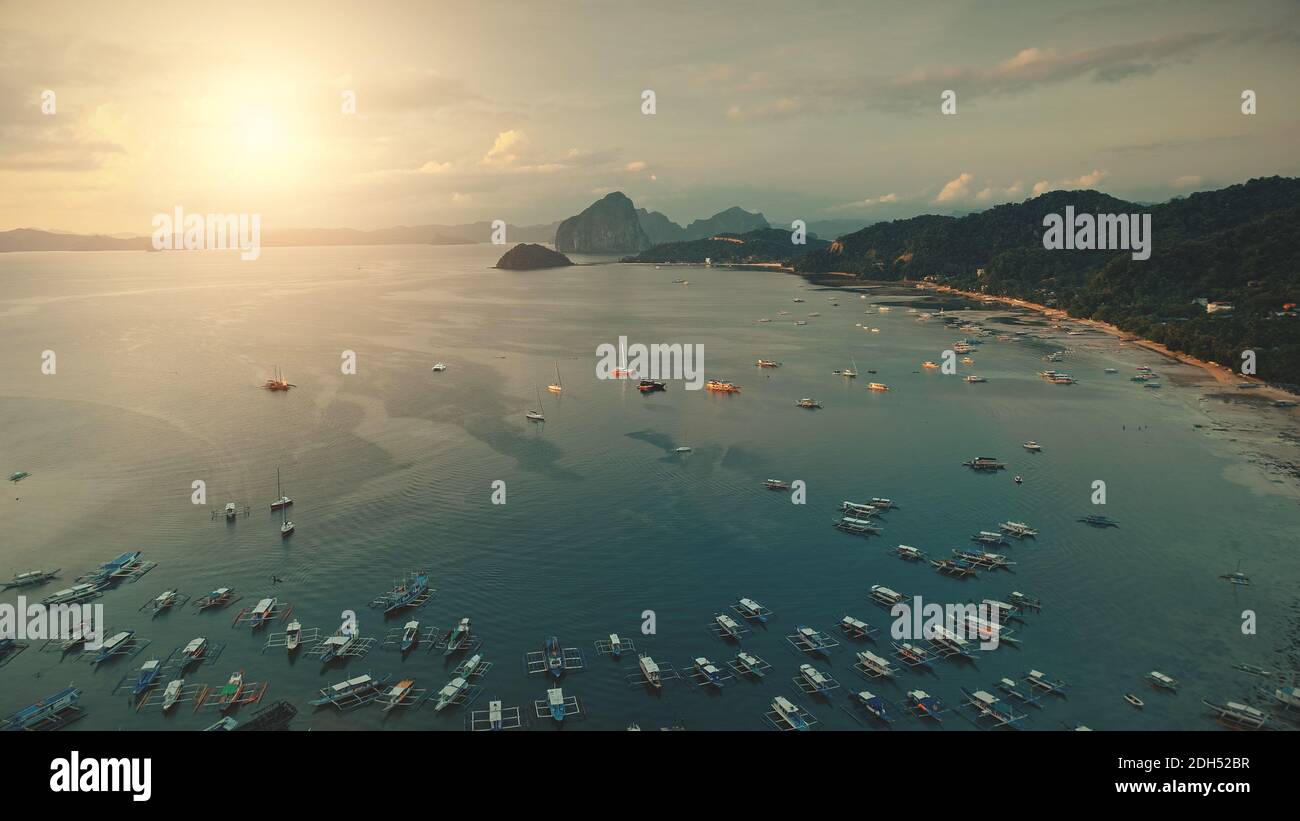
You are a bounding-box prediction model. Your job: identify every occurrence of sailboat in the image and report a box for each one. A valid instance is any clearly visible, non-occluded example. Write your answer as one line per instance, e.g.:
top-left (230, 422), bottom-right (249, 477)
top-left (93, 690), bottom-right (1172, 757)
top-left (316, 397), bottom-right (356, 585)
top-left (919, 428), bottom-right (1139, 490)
top-left (526, 387), bottom-right (545, 422)
top-left (277, 471), bottom-right (294, 538)
top-left (263, 366), bottom-right (295, 391)
top-left (547, 362), bottom-right (563, 394)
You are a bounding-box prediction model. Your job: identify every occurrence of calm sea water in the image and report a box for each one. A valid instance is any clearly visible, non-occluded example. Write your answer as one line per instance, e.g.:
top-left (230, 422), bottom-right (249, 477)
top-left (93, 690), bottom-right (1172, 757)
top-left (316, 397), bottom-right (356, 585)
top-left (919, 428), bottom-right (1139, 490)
top-left (1, 243), bottom-right (1297, 731)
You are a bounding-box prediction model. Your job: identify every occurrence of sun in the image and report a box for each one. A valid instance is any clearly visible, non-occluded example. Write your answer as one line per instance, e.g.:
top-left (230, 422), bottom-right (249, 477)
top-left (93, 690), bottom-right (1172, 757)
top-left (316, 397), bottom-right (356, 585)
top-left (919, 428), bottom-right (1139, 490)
top-left (241, 111), bottom-right (277, 153)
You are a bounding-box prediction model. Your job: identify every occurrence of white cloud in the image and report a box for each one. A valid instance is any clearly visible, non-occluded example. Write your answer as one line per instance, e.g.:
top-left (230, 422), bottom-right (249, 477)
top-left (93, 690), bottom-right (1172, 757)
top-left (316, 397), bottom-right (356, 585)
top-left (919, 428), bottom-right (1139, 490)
top-left (936, 172), bottom-right (975, 203)
top-left (1171, 174), bottom-right (1203, 189)
top-left (625, 160), bottom-right (648, 172)
top-left (480, 129), bottom-right (528, 167)
top-left (831, 192), bottom-right (899, 211)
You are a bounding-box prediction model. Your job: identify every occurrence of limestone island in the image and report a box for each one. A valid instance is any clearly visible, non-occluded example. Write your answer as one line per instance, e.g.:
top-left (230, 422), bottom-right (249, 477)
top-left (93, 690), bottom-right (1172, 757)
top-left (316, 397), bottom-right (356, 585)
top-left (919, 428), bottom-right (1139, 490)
top-left (495, 243), bottom-right (573, 270)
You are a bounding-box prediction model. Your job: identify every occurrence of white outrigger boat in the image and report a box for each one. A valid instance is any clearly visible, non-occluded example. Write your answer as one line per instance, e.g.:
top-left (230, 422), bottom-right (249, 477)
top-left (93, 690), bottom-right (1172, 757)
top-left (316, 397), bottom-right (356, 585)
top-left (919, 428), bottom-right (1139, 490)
top-left (1147, 671), bottom-right (1178, 691)
top-left (248, 598), bottom-right (277, 629)
top-left (999, 521), bottom-right (1038, 538)
top-left (855, 650), bottom-right (898, 679)
top-left (693, 657), bottom-right (725, 688)
top-left (1202, 699), bottom-right (1269, 730)
top-left (179, 637), bottom-right (209, 669)
top-left (284, 621), bottom-right (303, 652)
top-left (161, 679), bottom-right (185, 711)
top-left (869, 584), bottom-right (905, 608)
top-left (734, 597), bottom-right (770, 622)
top-left (433, 677), bottom-right (470, 712)
top-left (637, 654), bottom-right (665, 688)
top-left (713, 612), bottom-right (746, 640)
top-left (1, 568), bottom-right (60, 590)
top-left (798, 663), bottom-right (836, 696)
top-left (769, 696), bottom-right (812, 731)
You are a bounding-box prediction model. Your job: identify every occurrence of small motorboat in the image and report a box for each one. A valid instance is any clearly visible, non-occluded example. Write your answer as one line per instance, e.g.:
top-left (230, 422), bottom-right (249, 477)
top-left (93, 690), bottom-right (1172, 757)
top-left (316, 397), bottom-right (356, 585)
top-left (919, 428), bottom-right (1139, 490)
top-left (1022, 441), bottom-right (1042, 451)
top-left (1014, 475), bottom-right (1023, 484)
top-left (1125, 693), bottom-right (1145, 708)
top-left (431, 362), bottom-right (448, 372)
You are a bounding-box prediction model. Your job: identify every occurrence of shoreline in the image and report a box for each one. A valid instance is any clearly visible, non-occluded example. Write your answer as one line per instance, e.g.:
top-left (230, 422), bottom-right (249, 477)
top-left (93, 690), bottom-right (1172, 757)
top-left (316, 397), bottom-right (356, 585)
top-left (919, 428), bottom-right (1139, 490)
top-left (909, 282), bottom-right (1299, 402)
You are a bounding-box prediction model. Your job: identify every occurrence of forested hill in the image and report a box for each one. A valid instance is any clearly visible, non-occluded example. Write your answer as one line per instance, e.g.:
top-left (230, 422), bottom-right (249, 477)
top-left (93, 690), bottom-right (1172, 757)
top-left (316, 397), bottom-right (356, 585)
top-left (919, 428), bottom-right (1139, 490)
top-left (796, 177), bottom-right (1300, 387)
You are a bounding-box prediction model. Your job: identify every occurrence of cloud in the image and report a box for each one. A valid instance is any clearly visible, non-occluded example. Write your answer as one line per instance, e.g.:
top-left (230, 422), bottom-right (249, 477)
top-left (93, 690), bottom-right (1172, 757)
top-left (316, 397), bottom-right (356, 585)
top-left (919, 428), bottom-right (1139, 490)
top-left (830, 192), bottom-right (899, 211)
top-left (481, 129), bottom-right (528, 167)
top-left (1030, 169), bottom-right (1112, 196)
top-left (624, 160), bottom-right (648, 172)
top-left (418, 160), bottom-right (452, 174)
top-left (1171, 174), bottom-right (1203, 189)
top-left (935, 173), bottom-right (975, 203)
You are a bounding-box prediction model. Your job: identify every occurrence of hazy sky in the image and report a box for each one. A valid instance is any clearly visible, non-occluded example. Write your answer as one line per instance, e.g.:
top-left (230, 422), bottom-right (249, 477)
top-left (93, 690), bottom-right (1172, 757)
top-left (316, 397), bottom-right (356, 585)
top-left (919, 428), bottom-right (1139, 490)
top-left (2, 0), bottom-right (1298, 234)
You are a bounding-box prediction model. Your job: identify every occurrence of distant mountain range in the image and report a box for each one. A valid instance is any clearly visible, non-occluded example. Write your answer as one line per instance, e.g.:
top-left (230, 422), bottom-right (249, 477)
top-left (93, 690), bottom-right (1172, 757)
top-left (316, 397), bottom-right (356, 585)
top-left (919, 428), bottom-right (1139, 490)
top-left (1, 198), bottom-right (871, 254)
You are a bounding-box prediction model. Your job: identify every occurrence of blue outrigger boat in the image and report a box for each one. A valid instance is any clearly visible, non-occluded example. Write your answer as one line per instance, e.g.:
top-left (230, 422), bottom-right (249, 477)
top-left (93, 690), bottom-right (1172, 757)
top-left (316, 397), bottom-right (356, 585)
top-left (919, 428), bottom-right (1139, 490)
top-left (2, 686), bottom-right (83, 731)
top-left (131, 659), bottom-right (162, 698)
top-left (87, 551), bottom-right (142, 584)
top-left (399, 620), bottom-right (421, 653)
top-left (443, 618), bottom-right (471, 656)
top-left (543, 636), bottom-right (564, 678)
top-left (384, 572), bottom-right (429, 614)
top-left (853, 690), bottom-right (895, 723)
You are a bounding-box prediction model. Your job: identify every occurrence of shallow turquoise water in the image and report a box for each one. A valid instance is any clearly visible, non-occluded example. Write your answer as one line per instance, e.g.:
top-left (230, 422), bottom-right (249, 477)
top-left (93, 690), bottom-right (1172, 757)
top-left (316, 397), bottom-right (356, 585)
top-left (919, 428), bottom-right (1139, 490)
top-left (1, 244), bottom-right (1296, 730)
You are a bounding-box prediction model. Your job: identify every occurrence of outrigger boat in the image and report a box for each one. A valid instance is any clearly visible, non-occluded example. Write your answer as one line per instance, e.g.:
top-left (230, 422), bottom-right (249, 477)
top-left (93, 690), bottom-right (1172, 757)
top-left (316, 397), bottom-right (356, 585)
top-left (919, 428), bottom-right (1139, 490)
top-left (85, 550), bottom-right (143, 584)
top-left (126, 659), bottom-right (161, 697)
top-left (931, 557), bottom-right (978, 577)
top-left (961, 688), bottom-right (1025, 729)
top-left (606, 633), bottom-right (626, 658)
top-left (161, 679), bottom-right (185, 711)
top-left (867, 382), bottom-right (890, 392)
top-left (839, 615), bottom-right (877, 640)
top-left (734, 597), bottom-right (770, 623)
top-left (213, 671), bottom-right (246, 712)
top-left (869, 585), bottom-right (905, 608)
top-left (308, 673), bottom-right (389, 709)
top-left (764, 478), bottom-right (790, 490)
top-left (433, 677), bottom-right (470, 712)
top-left (996, 677), bottom-right (1041, 708)
top-left (1007, 591), bottom-right (1042, 612)
top-left (2, 568), bottom-right (60, 590)
top-left (444, 618), bottom-right (472, 656)
top-left (852, 690), bottom-right (894, 723)
top-left (224, 502), bottom-right (238, 520)
top-left (793, 625), bottom-right (835, 655)
top-left (1219, 561), bottom-right (1250, 586)
top-left (799, 664), bottom-right (835, 696)
top-left (795, 398), bottom-right (822, 409)
top-left (964, 375), bottom-right (987, 383)
top-left (382, 571), bottom-right (430, 614)
top-left (714, 613), bottom-right (746, 640)
top-left (953, 549), bottom-right (1015, 569)
top-left (91, 630), bottom-right (135, 666)
top-left (195, 587), bottom-right (237, 610)
top-left (963, 457), bottom-right (1005, 471)
top-left (42, 582), bottom-right (103, 606)
top-left (893, 642), bottom-right (933, 669)
top-left (906, 690), bottom-right (944, 721)
top-left (769, 696), bottom-right (811, 731)
top-left (1202, 699), bottom-right (1268, 729)
top-left (893, 544), bottom-right (926, 561)
top-left (544, 687), bottom-right (570, 722)
top-left (542, 635), bottom-right (564, 677)
top-left (637, 379), bottom-right (667, 392)
top-left (637, 654), bottom-right (665, 688)
top-left (1024, 669), bottom-right (1069, 696)
top-left (755, 359), bottom-right (781, 368)
top-left (1147, 671), bottom-right (1178, 691)
top-left (999, 521), bottom-right (1037, 538)
top-left (834, 515), bottom-right (881, 535)
top-left (694, 657), bottom-right (725, 688)
top-left (178, 637), bottom-right (209, 669)
top-left (1232, 663), bottom-right (1274, 677)
top-left (144, 589), bottom-right (185, 616)
top-left (855, 650), bottom-right (898, 679)
top-left (399, 620), bottom-right (421, 653)
top-left (248, 598), bottom-right (277, 629)
top-left (2, 686), bottom-right (84, 731)
top-left (732, 651), bottom-right (768, 678)
top-left (284, 621), bottom-right (303, 653)
top-left (972, 531), bottom-right (1010, 546)
top-left (381, 679), bottom-right (418, 713)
